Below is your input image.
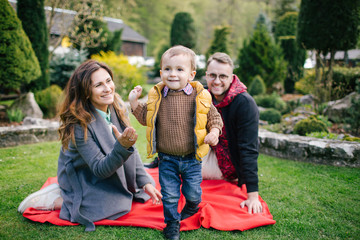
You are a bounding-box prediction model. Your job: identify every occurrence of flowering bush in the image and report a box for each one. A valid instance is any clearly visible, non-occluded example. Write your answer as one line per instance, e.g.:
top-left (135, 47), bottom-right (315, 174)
top-left (92, 51), bottom-right (146, 99)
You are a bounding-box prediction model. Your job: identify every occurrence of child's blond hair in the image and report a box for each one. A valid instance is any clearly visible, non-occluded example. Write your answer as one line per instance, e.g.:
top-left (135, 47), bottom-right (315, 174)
top-left (160, 45), bottom-right (196, 71)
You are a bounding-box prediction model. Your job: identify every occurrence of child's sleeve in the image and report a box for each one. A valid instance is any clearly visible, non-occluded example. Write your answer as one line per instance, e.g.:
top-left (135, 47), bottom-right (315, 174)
top-left (131, 102), bottom-right (148, 126)
top-left (206, 103), bottom-right (223, 133)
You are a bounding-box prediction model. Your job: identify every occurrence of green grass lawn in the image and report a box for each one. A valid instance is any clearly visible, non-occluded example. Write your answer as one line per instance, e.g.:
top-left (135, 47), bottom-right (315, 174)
top-left (0, 115), bottom-right (359, 239)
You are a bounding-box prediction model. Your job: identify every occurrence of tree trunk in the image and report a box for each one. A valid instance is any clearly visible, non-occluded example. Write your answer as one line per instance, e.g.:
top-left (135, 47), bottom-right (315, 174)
top-left (326, 49), bottom-right (335, 101)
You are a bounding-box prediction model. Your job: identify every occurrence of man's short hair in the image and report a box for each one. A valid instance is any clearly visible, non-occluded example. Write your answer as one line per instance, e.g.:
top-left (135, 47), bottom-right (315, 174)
top-left (160, 45), bottom-right (196, 71)
top-left (206, 52), bottom-right (234, 69)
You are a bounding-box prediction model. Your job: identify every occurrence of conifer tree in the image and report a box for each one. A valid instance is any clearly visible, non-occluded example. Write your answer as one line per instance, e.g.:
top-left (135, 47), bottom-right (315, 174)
top-left (0, 0), bottom-right (41, 92)
top-left (206, 26), bottom-right (230, 60)
top-left (235, 14), bottom-right (287, 90)
top-left (17, 0), bottom-right (49, 91)
top-left (170, 12), bottom-right (196, 49)
top-left (275, 12), bottom-right (306, 93)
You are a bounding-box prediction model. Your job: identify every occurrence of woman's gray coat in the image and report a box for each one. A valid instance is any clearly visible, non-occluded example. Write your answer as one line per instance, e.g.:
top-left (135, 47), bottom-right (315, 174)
top-left (57, 106), bottom-right (153, 231)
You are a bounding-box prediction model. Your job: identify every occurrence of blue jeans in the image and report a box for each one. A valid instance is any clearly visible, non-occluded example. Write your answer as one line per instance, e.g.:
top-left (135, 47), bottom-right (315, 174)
top-left (158, 152), bottom-right (202, 223)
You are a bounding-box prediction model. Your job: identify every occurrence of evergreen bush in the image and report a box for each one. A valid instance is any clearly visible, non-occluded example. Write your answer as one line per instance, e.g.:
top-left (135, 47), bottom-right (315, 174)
top-left (92, 51), bottom-right (146, 99)
top-left (170, 12), bottom-right (196, 49)
top-left (0, 0), bottom-right (41, 91)
top-left (235, 13), bottom-right (287, 89)
top-left (254, 93), bottom-right (287, 113)
top-left (275, 12), bottom-right (306, 94)
top-left (248, 75), bottom-right (266, 96)
top-left (34, 85), bottom-right (63, 118)
top-left (206, 26), bottom-right (230, 59)
top-left (50, 48), bottom-right (88, 88)
top-left (17, 0), bottom-right (49, 91)
top-left (293, 117), bottom-right (328, 136)
top-left (260, 108), bottom-right (282, 124)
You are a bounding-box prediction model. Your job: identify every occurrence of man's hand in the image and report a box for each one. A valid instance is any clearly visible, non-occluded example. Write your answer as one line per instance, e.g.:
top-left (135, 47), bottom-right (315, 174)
top-left (128, 85), bottom-right (143, 111)
top-left (204, 128), bottom-right (220, 146)
top-left (112, 125), bottom-right (137, 148)
top-left (240, 191), bottom-right (263, 214)
top-left (143, 183), bottom-right (162, 205)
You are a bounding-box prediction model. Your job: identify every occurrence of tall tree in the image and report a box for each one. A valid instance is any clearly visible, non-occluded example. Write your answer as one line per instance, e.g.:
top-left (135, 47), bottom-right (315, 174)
top-left (0, 0), bottom-right (41, 92)
top-left (206, 26), bottom-right (230, 60)
top-left (170, 12), bottom-right (196, 49)
top-left (235, 13), bottom-right (287, 91)
top-left (297, 0), bottom-right (360, 102)
top-left (17, 0), bottom-right (49, 92)
top-left (275, 12), bottom-right (305, 93)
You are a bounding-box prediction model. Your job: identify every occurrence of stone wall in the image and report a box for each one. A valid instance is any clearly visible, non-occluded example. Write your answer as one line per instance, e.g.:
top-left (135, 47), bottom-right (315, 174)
top-left (0, 119), bottom-right (59, 148)
top-left (1, 123), bottom-right (359, 168)
top-left (259, 129), bottom-right (360, 167)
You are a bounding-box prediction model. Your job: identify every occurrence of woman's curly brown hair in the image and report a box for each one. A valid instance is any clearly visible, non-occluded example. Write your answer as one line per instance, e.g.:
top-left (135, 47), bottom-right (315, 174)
top-left (58, 60), bottom-right (130, 149)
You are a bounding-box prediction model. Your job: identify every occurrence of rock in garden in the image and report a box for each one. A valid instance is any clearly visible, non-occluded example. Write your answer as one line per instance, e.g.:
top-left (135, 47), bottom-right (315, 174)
top-left (9, 92), bottom-right (43, 119)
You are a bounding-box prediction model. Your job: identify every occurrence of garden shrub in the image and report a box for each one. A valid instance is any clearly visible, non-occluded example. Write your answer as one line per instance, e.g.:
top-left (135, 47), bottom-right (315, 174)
top-left (295, 69), bottom-right (315, 95)
top-left (260, 108), bottom-right (282, 124)
top-left (332, 66), bottom-right (360, 100)
top-left (254, 92), bottom-right (287, 113)
top-left (293, 117), bottom-right (328, 136)
top-left (283, 99), bottom-right (301, 114)
top-left (248, 75), bottom-right (266, 96)
top-left (345, 79), bottom-right (360, 135)
top-left (91, 51), bottom-right (146, 99)
top-left (6, 108), bottom-right (24, 123)
top-left (0, 0), bottom-right (41, 91)
top-left (50, 48), bottom-right (88, 88)
top-left (35, 85), bottom-right (63, 118)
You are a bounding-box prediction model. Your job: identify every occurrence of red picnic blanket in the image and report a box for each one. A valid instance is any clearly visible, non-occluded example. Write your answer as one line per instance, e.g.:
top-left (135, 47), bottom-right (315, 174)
top-left (23, 168), bottom-right (275, 231)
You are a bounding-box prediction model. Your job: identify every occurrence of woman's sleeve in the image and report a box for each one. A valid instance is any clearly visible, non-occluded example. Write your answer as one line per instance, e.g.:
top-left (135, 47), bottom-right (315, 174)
top-left (73, 124), bottom-right (134, 179)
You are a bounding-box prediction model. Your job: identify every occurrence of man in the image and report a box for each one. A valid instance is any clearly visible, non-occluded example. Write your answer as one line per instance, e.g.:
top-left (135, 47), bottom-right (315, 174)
top-left (145, 52), bottom-right (262, 214)
top-left (203, 52), bottom-right (262, 214)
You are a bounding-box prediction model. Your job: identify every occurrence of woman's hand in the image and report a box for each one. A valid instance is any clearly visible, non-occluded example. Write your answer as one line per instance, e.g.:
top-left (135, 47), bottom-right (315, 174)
top-left (143, 183), bottom-right (162, 205)
top-left (112, 125), bottom-right (138, 148)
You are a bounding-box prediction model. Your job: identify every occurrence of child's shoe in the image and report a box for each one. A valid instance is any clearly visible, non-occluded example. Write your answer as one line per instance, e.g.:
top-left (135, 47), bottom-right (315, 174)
top-left (163, 221), bottom-right (180, 240)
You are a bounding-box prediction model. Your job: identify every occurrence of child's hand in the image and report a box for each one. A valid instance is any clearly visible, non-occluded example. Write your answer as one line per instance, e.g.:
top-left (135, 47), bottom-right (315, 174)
top-left (204, 129), bottom-right (220, 146)
top-left (112, 125), bottom-right (138, 148)
top-left (129, 85), bottom-right (143, 102)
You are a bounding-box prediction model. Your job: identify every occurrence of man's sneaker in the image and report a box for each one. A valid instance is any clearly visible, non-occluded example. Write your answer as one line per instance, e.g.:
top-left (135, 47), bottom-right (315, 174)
top-left (144, 156), bottom-right (159, 168)
top-left (163, 221), bottom-right (180, 240)
top-left (180, 201), bottom-right (199, 220)
top-left (18, 183), bottom-right (61, 213)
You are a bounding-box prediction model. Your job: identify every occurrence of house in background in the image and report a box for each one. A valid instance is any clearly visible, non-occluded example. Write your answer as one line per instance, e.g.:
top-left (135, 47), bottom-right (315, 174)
top-left (9, 0), bottom-right (148, 57)
top-left (305, 49), bottom-right (360, 69)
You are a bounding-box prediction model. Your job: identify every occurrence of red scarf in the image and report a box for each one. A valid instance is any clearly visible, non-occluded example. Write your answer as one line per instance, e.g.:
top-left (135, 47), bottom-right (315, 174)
top-left (212, 75), bottom-right (247, 179)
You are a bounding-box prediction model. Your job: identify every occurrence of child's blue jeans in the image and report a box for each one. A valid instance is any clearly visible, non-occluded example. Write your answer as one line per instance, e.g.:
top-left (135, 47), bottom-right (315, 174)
top-left (158, 152), bottom-right (202, 223)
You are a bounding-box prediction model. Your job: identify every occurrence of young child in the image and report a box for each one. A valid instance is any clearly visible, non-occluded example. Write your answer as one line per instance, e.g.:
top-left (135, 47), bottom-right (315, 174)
top-left (129, 45), bottom-right (223, 240)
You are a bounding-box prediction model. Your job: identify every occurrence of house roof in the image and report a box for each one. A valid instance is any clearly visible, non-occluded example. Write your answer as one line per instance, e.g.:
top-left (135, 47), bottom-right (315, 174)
top-left (9, 0), bottom-right (148, 44)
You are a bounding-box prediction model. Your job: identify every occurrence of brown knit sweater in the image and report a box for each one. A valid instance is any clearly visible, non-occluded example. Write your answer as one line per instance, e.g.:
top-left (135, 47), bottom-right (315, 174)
top-left (133, 90), bottom-right (223, 156)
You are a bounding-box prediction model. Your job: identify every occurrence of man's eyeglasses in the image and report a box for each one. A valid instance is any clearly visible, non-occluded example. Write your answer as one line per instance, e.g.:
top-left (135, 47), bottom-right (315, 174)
top-left (207, 73), bottom-right (229, 81)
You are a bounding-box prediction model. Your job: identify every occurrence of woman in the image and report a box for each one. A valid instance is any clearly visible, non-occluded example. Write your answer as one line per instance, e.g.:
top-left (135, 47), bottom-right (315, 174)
top-left (18, 60), bottom-right (162, 231)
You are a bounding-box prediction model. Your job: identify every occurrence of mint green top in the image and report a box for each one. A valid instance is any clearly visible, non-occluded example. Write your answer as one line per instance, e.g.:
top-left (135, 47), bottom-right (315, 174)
top-left (95, 108), bottom-right (112, 132)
